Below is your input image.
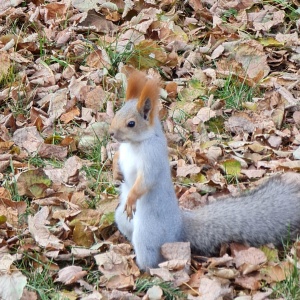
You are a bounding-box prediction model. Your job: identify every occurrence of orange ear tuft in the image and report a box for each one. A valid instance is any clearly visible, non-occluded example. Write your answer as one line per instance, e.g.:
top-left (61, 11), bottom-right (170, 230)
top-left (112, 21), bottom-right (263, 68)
top-left (126, 70), bottom-right (148, 101)
top-left (137, 78), bottom-right (160, 125)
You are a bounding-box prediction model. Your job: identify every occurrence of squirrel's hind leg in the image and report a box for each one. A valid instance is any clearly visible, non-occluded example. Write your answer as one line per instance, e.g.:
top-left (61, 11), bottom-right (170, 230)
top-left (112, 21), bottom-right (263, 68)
top-left (131, 224), bottom-right (164, 270)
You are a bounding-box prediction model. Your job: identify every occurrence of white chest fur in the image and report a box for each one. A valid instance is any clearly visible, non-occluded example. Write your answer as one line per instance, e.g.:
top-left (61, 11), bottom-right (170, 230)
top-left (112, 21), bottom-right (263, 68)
top-left (119, 143), bottom-right (138, 186)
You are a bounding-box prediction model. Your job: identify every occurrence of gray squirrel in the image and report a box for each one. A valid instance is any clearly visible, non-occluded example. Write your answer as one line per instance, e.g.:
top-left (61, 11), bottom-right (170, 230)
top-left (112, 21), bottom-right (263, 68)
top-left (109, 70), bottom-right (300, 270)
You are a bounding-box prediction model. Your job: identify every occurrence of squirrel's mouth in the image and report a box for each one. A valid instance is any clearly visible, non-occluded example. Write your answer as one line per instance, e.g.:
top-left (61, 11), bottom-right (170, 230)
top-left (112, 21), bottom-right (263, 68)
top-left (111, 136), bottom-right (125, 143)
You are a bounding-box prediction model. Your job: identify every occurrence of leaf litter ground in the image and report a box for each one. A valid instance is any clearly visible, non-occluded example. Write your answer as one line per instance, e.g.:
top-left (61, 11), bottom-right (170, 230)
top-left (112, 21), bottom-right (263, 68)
top-left (0, 0), bottom-right (300, 299)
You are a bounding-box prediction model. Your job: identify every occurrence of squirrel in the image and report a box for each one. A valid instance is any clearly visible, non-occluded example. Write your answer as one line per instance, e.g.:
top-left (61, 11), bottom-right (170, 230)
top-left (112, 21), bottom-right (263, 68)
top-left (109, 70), bottom-right (300, 270)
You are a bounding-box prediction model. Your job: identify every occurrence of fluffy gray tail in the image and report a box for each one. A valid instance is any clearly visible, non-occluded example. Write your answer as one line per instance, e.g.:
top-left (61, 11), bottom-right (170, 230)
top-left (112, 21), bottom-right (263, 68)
top-left (182, 173), bottom-right (300, 256)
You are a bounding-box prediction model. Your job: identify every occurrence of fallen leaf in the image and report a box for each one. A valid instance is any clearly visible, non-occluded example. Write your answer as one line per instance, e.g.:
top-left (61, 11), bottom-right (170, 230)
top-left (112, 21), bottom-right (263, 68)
top-left (12, 127), bottom-right (44, 153)
top-left (60, 107), bottom-right (80, 123)
top-left (233, 247), bottom-right (267, 269)
top-left (17, 169), bottom-right (51, 198)
top-left (198, 277), bottom-right (232, 300)
top-left (0, 254), bottom-right (27, 300)
top-left (177, 160), bottom-right (201, 177)
top-left (0, 272), bottom-right (27, 300)
top-left (241, 169), bottom-right (266, 179)
top-left (28, 206), bottom-right (64, 250)
top-left (146, 285), bottom-right (163, 300)
top-left (20, 289), bottom-right (38, 300)
top-left (37, 143), bottom-right (68, 160)
top-left (235, 275), bottom-right (261, 290)
top-left (192, 107), bottom-right (216, 124)
top-left (221, 159), bottom-right (241, 176)
top-left (55, 266), bottom-right (87, 284)
top-left (72, 220), bottom-right (95, 247)
top-left (0, 51), bottom-right (11, 79)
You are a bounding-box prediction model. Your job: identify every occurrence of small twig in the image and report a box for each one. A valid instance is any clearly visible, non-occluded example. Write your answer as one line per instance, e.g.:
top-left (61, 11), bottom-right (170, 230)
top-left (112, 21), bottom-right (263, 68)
top-left (7, 229), bottom-right (30, 244)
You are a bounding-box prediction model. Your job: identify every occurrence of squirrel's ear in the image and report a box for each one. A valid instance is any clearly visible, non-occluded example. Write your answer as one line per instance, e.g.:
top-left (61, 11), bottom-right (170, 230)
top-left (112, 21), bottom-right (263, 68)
top-left (137, 78), bottom-right (160, 124)
top-left (126, 70), bottom-right (147, 101)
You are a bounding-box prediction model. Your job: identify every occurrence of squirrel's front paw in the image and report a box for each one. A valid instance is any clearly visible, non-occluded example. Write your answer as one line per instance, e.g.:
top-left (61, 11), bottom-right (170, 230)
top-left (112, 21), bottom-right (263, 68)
top-left (124, 197), bottom-right (137, 220)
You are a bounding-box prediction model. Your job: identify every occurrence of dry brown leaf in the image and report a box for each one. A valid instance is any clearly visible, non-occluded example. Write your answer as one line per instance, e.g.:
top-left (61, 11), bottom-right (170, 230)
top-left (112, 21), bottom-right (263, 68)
top-left (60, 107), bottom-right (80, 124)
top-left (279, 160), bottom-right (300, 170)
top-left (95, 250), bottom-right (139, 282)
top-left (62, 156), bottom-right (83, 185)
top-left (241, 169), bottom-right (266, 179)
top-left (28, 206), bottom-right (64, 250)
top-left (252, 290), bottom-right (273, 300)
top-left (86, 49), bottom-right (111, 69)
top-left (55, 266), bottom-right (87, 284)
top-left (0, 187), bottom-right (11, 199)
top-left (198, 277), bottom-right (232, 300)
top-left (0, 271), bottom-right (27, 300)
top-left (161, 242), bottom-right (191, 262)
top-left (149, 268), bottom-right (175, 281)
top-left (208, 267), bottom-right (239, 279)
top-left (16, 169), bottom-right (51, 199)
top-left (20, 289), bottom-right (38, 300)
top-left (71, 247), bottom-right (100, 259)
top-left (268, 135), bottom-right (282, 148)
top-left (275, 32), bottom-right (299, 46)
top-left (72, 220), bottom-right (95, 247)
top-left (0, 198), bottom-right (26, 227)
top-left (44, 2), bottom-right (67, 22)
top-left (85, 87), bottom-right (106, 111)
top-left (262, 261), bottom-right (292, 283)
top-left (106, 274), bottom-right (135, 290)
top-left (78, 11), bottom-right (118, 33)
top-left (177, 159), bottom-right (201, 177)
top-left (0, 254), bottom-right (27, 300)
top-left (192, 107), bottom-right (216, 124)
top-left (12, 127), bottom-right (43, 153)
top-left (38, 143), bottom-right (68, 160)
top-left (146, 285), bottom-right (163, 300)
top-left (225, 115), bottom-right (256, 134)
top-left (207, 254), bottom-right (233, 268)
top-left (235, 275), bottom-right (261, 290)
top-left (233, 247), bottom-right (267, 269)
top-left (293, 111), bottom-right (300, 124)
top-left (252, 9), bottom-right (285, 31)
top-left (0, 51), bottom-right (10, 78)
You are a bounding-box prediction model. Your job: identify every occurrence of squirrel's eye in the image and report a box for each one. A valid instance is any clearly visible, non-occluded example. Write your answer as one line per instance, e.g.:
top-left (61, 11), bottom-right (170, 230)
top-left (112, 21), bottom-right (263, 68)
top-left (127, 121), bottom-right (135, 128)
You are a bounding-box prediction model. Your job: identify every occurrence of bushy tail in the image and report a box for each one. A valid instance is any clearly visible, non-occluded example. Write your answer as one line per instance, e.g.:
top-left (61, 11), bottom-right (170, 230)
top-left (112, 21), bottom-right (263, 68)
top-left (182, 173), bottom-right (300, 256)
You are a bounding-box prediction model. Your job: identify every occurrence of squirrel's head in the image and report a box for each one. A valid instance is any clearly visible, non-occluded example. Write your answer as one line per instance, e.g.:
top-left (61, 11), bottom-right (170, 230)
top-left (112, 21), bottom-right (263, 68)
top-left (109, 71), bottom-right (160, 143)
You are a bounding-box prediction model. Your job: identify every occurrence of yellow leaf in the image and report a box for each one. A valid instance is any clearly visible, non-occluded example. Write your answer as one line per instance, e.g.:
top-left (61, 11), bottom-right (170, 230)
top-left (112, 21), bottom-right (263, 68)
top-left (258, 37), bottom-right (284, 47)
top-left (221, 159), bottom-right (241, 176)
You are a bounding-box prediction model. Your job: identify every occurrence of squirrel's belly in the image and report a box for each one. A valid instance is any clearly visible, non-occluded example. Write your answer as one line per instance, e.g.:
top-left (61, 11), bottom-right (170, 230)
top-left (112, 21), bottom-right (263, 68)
top-left (119, 143), bottom-right (138, 185)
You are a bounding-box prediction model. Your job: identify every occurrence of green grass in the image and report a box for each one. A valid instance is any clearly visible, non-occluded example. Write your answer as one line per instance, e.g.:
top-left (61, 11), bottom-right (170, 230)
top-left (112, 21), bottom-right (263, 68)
top-left (263, 0), bottom-right (300, 22)
top-left (214, 73), bottom-right (259, 109)
top-left (15, 254), bottom-right (63, 300)
top-left (2, 161), bottom-right (23, 202)
top-left (26, 155), bottom-right (64, 169)
top-left (100, 38), bottom-right (136, 76)
top-left (85, 269), bottom-right (103, 288)
top-left (135, 278), bottom-right (187, 300)
top-left (271, 258), bottom-right (300, 299)
top-left (0, 65), bottom-right (18, 90)
top-left (221, 8), bottom-right (238, 22)
top-left (80, 135), bottom-right (117, 209)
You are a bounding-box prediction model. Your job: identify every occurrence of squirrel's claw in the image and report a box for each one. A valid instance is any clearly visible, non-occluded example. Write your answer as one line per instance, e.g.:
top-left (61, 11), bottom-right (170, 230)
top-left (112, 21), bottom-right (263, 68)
top-left (124, 201), bottom-right (136, 220)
